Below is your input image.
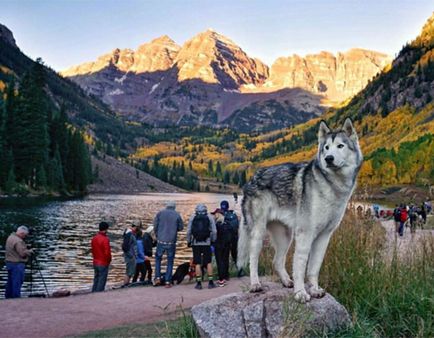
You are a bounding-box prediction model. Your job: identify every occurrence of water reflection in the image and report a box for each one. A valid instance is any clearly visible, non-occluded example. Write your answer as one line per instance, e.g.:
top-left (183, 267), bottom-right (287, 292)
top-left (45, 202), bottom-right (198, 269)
top-left (0, 193), bottom-right (241, 298)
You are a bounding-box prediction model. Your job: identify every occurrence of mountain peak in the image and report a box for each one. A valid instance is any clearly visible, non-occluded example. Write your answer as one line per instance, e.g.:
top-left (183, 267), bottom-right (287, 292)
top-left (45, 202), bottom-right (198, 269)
top-left (0, 23), bottom-right (18, 49)
top-left (195, 29), bottom-right (234, 44)
top-left (174, 29), bottom-right (268, 88)
top-left (150, 34), bottom-right (176, 45)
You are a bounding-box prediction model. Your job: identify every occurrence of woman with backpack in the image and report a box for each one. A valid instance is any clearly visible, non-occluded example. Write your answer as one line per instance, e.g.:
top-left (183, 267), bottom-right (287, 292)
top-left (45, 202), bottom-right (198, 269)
top-left (186, 203), bottom-right (217, 290)
top-left (212, 208), bottom-right (231, 287)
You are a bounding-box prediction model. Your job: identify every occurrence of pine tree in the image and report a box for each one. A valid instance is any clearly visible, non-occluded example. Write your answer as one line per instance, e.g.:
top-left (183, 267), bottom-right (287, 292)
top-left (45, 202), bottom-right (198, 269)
top-left (1, 82), bottom-right (17, 188)
top-left (216, 161), bottom-right (222, 177)
top-left (239, 170), bottom-right (247, 187)
top-left (232, 172), bottom-right (240, 185)
top-left (180, 161), bottom-right (186, 176)
top-left (13, 60), bottom-right (48, 187)
top-left (47, 147), bottom-right (65, 191)
top-left (5, 167), bottom-right (16, 194)
top-left (208, 159), bottom-right (213, 175)
top-left (223, 171), bottom-right (230, 184)
top-left (36, 164), bottom-right (47, 190)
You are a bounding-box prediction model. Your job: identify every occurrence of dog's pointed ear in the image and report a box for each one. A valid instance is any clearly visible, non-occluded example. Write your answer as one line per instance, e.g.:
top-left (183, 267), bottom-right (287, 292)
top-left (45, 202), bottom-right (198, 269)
top-left (318, 120), bottom-right (330, 143)
top-left (342, 118), bottom-right (358, 141)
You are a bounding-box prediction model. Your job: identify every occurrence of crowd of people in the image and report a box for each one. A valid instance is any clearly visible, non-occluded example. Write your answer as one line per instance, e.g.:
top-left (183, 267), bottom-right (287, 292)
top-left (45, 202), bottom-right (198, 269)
top-left (4, 199), bottom-right (240, 298)
top-left (89, 199), bottom-right (240, 293)
top-left (6, 196), bottom-right (431, 298)
top-left (392, 201), bottom-right (431, 236)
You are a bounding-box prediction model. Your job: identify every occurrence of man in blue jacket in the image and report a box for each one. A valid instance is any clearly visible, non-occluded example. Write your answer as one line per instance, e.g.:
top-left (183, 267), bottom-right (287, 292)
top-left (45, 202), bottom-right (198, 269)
top-left (153, 201), bottom-right (184, 288)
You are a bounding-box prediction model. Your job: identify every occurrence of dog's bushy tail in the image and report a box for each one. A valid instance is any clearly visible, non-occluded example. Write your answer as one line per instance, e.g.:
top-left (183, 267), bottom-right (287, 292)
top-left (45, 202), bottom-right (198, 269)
top-left (237, 196), bottom-right (252, 270)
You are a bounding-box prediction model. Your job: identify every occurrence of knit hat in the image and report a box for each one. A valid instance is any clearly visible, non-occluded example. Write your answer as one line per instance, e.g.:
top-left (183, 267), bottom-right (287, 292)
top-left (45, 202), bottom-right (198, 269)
top-left (220, 200), bottom-right (229, 211)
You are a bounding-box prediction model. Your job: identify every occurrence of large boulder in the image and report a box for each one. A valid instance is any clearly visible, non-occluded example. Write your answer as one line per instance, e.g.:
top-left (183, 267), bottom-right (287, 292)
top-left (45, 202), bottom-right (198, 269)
top-left (191, 282), bottom-right (351, 337)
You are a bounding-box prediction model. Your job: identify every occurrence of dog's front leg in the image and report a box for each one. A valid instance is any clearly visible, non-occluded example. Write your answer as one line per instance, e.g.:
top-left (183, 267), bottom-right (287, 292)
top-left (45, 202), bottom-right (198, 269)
top-left (293, 231), bottom-right (314, 303)
top-left (306, 231), bottom-right (333, 298)
top-left (249, 226), bottom-right (266, 292)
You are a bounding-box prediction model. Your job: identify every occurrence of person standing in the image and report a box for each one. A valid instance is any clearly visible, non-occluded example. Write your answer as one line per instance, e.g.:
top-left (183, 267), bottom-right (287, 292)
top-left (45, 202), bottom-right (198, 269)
top-left (220, 200), bottom-right (240, 267)
top-left (122, 221), bottom-right (138, 287)
top-left (187, 204), bottom-right (217, 290)
top-left (393, 205), bottom-right (401, 235)
top-left (153, 201), bottom-right (184, 288)
top-left (420, 203), bottom-right (427, 225)
top-left (399, 204), bottom-right (408, 237)
top-left (5, 226), bottom-right (34, 298)
top-left (91, 221), bottom-right (112, 292)
top-left (133, 229), bottom-right (146, 283)
top-left (143, 226), bottom-right (155, 284)
top-left (212, 208), bottom-right (232, 287)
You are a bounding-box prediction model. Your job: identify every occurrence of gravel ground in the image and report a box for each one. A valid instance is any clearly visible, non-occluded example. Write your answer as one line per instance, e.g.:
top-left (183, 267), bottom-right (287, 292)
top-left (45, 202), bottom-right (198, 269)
top-left (380, 219), bottom-right (434, 259)
top-left (0, 277), bottom-right (250, 338)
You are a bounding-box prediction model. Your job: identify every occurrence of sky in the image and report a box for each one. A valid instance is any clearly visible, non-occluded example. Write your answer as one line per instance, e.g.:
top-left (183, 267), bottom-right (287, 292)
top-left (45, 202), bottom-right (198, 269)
top-left (1, 0), bottom-right (433, 71)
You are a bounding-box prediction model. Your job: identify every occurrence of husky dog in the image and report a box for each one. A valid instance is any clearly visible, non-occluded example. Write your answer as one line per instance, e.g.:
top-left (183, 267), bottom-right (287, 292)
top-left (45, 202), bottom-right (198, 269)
top-left (238, 118), bottom-right (362, 303)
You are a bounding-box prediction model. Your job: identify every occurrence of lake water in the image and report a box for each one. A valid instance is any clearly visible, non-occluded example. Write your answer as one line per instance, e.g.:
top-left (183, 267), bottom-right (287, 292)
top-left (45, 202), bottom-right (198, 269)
top-left (0, 193), bottom-right (242, 298)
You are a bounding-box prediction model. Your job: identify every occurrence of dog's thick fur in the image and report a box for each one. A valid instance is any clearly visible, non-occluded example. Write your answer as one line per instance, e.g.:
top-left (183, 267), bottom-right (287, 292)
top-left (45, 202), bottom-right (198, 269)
top-left (238, 118), bottom-right (363, 303)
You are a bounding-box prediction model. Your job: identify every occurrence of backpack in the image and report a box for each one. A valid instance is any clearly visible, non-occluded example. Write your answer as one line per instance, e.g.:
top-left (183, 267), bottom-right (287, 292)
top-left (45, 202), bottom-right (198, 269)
top-left (191, 213), bottom-right (211, 242)
top-left (393, 208), bottom-right (401, 221)
top-left (223, 211), bottom-right (239, 233)
top-left (122, 230), bottom-right (131, 253)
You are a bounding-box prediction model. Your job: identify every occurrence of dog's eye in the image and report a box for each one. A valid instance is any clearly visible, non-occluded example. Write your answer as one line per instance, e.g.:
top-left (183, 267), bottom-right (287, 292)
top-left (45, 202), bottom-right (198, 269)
top-left (325, 145), bottom-right (329, 150)
top-left (337, 144), bottom-right (344, 149)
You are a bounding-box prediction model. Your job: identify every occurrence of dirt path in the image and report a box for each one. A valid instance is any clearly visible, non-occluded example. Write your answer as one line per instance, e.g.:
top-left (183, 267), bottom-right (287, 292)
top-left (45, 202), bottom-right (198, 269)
top-left (380, 219), bottom-right (434, 258)
top-left (1, 277), bottom-right (250, 338)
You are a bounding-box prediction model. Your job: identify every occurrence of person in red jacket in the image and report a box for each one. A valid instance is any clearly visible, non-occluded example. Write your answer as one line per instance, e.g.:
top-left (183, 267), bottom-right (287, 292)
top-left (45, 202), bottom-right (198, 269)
top-left (91, 222), bottom-right (112, 292)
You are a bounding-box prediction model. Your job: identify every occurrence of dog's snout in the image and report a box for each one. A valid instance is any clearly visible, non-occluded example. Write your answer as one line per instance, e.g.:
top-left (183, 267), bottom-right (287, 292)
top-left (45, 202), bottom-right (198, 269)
top-left (325, 155), bottom-right (334, 164)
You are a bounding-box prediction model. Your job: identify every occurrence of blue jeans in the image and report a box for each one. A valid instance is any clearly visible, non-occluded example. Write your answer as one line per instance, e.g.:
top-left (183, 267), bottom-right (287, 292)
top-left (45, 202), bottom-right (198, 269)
top-left (5, 262), bottom-right (25, 299)
top-left (399, 221), bottom-right (405, 236)
top-left (92, 265), bottom-right (109, 292)
top-left (155, 243), bottom-right (176, 283)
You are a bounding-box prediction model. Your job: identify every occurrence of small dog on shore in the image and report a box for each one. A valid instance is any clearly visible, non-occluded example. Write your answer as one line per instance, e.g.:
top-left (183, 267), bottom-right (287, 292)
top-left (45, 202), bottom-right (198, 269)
top-left (238, 119), bottom-right (363, 303)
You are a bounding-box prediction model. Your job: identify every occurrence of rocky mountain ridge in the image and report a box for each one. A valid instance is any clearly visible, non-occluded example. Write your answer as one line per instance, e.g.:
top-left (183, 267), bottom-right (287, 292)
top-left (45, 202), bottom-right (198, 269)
top-left (62, 29), bottom-right (391, 132)
top-left (261, 48), bottom-right (391, 103)
top-left (0, 23), bottom-right (179, 193)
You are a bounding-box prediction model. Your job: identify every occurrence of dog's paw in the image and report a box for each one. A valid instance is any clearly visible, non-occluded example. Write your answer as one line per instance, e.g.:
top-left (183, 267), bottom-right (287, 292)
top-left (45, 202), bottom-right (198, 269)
top-left (294, 289), bottom-right (311, 303)
top-left (308, 285), bottom-right (326, 298)
top-left (249, 283), bottom-right (263, 293)
top-left (281, 278), bottom-right (294, 288)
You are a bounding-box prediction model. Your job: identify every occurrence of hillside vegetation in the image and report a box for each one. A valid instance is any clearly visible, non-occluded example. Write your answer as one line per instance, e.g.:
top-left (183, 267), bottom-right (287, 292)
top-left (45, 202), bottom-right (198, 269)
top-left (129, 14), bottom-right (434, 191)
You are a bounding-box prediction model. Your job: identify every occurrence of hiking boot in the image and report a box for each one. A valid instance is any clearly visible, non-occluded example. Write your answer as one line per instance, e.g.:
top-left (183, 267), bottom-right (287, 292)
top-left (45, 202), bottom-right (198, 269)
top-left (195, 282), bottom-right (202, 290)
top-left (153, 278), bottom-right (161, 287)
top-left (208, 280), bottom-right (216, 289)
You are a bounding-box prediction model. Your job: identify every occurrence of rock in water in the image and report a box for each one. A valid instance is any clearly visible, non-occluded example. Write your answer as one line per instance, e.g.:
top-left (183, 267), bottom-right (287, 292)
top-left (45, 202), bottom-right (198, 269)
top-left (191, 282), bottom-right (351, 337)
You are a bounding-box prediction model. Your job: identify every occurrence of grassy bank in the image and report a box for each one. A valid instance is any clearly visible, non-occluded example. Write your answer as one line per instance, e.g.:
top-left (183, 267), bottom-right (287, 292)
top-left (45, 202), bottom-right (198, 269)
top-left (319, 211), bottom-right (433, 337)
top-left (320, 214), bottom-right (434, 337)
top-left (259, 209), bottom-right (434, 337)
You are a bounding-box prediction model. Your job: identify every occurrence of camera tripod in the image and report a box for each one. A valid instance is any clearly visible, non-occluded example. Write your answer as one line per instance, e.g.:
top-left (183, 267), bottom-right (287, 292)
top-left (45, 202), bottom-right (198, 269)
top-left (29, 255), bottom-right (49, 298)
